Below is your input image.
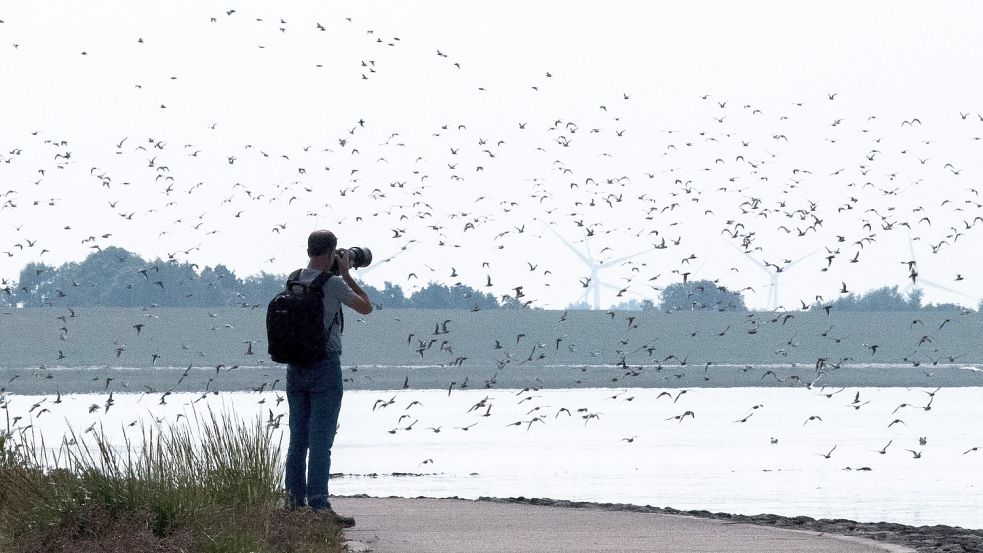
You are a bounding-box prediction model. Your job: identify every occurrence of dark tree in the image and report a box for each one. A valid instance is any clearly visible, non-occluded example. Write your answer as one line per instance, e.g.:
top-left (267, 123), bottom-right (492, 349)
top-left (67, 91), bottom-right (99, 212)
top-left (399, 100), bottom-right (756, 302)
top-left (365, 281), bottom-right (409, 309)
top-left (407, 282), bottom-right (498, 309)
top-left (818, 286), bottom-right (921, 311)
top-left (659, 280), bottom-right (747, 312)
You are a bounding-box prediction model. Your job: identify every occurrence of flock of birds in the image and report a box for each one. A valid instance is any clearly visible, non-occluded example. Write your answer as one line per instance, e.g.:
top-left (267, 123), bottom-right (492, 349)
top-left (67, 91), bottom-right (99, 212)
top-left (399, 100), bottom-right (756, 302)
top-left (1, 8), bottom-right (983, 315)
top-left (2, 300), bottom-right (981, 474)
top-left (365, 383), bottom-right (983, 465)
top-left (1, 6), bottom-right (982, 478)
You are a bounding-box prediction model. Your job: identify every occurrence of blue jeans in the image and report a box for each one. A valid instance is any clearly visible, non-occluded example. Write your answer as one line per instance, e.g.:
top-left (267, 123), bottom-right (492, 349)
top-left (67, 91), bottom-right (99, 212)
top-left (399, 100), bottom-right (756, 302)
top-left (285, 352), bottom-right (343, 511)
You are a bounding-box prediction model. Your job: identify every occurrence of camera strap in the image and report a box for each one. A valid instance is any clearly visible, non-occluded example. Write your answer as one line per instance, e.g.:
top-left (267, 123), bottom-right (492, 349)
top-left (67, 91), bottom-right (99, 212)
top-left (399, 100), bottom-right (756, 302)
top-left (314, 269), bottom-right (343, 336)
top-left (328, 305), bottom-right (343, 335)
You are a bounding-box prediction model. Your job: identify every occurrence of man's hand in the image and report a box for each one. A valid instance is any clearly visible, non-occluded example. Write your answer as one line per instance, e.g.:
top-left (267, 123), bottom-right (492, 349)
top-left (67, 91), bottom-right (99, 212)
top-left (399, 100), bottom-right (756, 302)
top-left (336, 249), bottom-right (373, 315)
top-left (335, 249), bottom-right (352, 275)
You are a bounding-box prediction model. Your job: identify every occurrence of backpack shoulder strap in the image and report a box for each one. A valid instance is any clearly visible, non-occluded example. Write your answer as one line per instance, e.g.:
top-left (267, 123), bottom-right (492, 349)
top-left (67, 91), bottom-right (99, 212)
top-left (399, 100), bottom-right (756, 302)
top-left (310, 270), bottom-right (331, 293)
top-left (316, 272), bottom-right (344, 335)
top-left (326, 306), bottom-right (343, 336)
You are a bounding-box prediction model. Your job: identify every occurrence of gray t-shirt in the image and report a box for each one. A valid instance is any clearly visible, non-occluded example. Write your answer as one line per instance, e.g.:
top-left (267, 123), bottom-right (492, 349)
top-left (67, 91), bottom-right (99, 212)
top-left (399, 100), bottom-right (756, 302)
top-left (295, 268), bottom-right (357, 355)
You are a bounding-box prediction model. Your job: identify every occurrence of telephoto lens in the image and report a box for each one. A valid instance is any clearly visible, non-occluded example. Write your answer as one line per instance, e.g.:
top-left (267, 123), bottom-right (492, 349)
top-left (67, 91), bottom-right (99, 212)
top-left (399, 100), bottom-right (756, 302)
top-left (345, 247), bottom-right (372, 269)
top-left (332, 247), bottom-right (372, 274)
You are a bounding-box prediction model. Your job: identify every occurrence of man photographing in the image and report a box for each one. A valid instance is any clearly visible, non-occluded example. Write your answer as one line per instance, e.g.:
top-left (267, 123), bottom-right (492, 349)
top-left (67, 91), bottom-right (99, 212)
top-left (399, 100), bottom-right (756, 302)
top-left (278, 230), bottom-right (373, 527)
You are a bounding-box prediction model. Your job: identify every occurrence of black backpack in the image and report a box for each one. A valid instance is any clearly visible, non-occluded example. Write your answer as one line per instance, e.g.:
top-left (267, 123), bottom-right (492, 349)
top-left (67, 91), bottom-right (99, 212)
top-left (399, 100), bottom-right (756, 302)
top-left (266, 269), bottom-right (341, 365)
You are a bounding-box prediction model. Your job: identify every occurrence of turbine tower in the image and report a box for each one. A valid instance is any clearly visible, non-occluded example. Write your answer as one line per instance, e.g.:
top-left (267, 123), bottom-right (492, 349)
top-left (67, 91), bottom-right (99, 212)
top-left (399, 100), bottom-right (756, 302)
top-left (724, 239), bottom-right (816, 311)
top-left (546, 225), bottom-right (657, 310)
top-left (903, 231), bottom-right (978, 306)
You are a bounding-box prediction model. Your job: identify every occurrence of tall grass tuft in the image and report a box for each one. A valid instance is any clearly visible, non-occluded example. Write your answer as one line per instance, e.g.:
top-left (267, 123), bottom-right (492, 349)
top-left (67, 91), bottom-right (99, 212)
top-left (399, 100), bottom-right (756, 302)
top-left (0, 406), bottom-right (343, 552)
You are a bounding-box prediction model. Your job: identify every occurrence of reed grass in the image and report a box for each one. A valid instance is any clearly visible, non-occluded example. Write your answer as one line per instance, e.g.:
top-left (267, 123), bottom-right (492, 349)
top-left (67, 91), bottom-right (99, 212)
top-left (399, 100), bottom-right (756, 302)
top-left (0, 407), bottom-right (343, 553)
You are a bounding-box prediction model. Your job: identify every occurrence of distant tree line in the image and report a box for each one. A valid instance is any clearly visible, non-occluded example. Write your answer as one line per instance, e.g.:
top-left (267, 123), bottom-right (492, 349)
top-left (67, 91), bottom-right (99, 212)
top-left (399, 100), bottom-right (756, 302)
top-left (579, 281), bottom-right (968, 312)
top-left (812, 286), bottom-right (966, 312)
top-left (565, 280), bottom-right (748, 311)
top-left (0, 248), bottom-right (971, 311)
top-left (0, 246), bottom-right (500, 310)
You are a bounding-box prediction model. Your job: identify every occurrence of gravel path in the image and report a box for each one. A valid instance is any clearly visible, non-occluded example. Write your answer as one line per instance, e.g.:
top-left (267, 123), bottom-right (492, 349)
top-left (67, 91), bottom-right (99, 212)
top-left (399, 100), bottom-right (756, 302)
top-left (333, 496), bottom-right (917, 553)
top-left (477, 497), bottom-right (983, 553)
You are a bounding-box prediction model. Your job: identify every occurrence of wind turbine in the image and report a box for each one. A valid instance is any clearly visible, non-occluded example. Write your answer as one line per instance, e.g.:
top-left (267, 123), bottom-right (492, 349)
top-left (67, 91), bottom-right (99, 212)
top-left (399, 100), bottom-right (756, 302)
top-left (546, 225), bottom-right (658, 310)
top-left (723, 239), bottom-right (816, 310)
top-left (903, 230), bottom-right (978, 307)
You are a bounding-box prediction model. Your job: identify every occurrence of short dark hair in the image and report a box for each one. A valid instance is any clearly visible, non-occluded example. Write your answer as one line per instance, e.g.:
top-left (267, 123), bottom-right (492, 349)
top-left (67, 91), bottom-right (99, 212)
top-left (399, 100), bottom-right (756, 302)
top-left (307, 230), bottom-right (337, 257)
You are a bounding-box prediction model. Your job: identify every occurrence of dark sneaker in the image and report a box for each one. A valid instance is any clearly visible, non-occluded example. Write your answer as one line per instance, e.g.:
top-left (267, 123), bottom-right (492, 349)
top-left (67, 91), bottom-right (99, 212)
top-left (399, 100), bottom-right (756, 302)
top-left (326, 510), bottom-right (356, 528)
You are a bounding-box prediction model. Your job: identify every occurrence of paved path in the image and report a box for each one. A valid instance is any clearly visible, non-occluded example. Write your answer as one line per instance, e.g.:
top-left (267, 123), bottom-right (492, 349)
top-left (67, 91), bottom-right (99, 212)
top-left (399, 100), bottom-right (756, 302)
top-left (334, 497), bottom-right (914, 553)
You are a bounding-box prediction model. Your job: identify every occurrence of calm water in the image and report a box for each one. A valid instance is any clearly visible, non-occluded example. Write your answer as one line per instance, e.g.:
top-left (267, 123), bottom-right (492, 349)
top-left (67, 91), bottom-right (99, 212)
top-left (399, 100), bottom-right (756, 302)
top-left (5, 386), bottom-right (981, 530)
top-left (4, 308), bottom-right (982, 528)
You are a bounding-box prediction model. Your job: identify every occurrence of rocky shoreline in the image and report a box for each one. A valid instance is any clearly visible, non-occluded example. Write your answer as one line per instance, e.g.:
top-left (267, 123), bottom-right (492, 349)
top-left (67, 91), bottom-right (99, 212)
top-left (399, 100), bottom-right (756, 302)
top-left (473, 496), bottom-right (983, 553)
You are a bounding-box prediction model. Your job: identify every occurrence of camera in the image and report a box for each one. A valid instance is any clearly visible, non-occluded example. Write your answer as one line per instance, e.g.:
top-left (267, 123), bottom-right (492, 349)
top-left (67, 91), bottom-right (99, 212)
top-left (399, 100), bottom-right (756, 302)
top-left (330, 247), bottom-right (372, 275)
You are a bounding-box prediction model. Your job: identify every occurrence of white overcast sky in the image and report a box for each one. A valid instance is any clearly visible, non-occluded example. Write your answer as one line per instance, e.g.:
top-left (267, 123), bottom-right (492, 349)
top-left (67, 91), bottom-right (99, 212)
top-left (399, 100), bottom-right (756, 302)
top-left (2, 1), bottom-right (983, 309)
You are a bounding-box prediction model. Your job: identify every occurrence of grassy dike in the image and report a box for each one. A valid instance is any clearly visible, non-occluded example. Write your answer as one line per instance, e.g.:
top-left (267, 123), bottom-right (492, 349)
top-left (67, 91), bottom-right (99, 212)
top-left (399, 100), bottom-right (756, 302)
top-left (0, 409), bottom-right (344, 553)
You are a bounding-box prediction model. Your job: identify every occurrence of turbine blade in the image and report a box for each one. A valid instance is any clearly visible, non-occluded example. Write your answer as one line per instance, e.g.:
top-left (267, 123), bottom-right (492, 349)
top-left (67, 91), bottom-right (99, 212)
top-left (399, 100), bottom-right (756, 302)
top-left (785, 249), bottom-right (819, 267)
top-left (917, 278), bottom-right (979, 302)
top-left (721, 238), bottom-right (768, 272)
top-left (600, 247), bottom-right (658, 268)
top-left (546, 225), bottom-right (592, 265)
top-left (360, 243), bottom-right (420, 275)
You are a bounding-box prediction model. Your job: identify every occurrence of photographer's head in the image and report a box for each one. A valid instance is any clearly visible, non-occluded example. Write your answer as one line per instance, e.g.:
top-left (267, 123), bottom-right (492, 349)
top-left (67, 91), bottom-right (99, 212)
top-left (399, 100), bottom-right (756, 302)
top-left (306, 230), bottom-right (370, 275)
top-left (307, 230), bottom-right (337, 259)
top-left (307, 230), bottom-right (340, 273)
